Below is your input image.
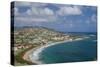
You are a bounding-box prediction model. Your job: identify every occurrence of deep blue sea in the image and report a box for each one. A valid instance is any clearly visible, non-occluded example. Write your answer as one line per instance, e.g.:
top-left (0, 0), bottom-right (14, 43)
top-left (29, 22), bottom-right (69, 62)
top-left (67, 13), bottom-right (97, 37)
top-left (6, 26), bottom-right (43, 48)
top-left (38, 33), bottom-right (97, 64)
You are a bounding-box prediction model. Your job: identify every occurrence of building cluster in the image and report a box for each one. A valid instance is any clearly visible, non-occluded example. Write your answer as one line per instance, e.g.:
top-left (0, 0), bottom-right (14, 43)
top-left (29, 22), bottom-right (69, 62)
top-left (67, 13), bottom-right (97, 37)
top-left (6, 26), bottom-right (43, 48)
top-left (14, 28), bottom-right (79, 52)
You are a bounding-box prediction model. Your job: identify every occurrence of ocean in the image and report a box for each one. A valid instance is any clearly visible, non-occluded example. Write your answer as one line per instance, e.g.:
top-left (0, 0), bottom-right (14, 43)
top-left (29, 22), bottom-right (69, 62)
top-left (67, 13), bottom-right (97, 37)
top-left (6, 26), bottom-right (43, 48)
top-left (31, 33), bottom-right (97, 64)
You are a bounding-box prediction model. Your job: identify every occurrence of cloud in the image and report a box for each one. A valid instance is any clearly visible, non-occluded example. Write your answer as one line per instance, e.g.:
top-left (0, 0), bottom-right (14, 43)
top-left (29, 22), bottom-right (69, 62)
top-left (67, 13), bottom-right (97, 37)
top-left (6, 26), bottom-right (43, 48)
top-left (15, 17), bottom-right (48, 22)
top-left (57, 6), bottom-right (82, 16)
top-left (15, 1), bottom-right (31, 7)
top-left (14, 2), bottom-right (57, 23)
top-left (25, 9), bottom-right (32, 15)
top-left (14, 7), bottom-right (30, 16)
top-left (15, 16), bottom-right (57, 22)
top-left (14, 7), bottom-right (19, 15)
top-left (15, 1), bottom-right (48, 8)
top-left (91, 14), bottom-right (97, 22)
top-left (24, 7), bottom-right (56, 22)
top-left (31, 2), bottom-right (47, 7)
top-left (14, 2), bottom-right (83, 24)
top-left (29, 7), bottom-right (54, 16)
top-left (44, 8), bottom-right (54, 15)
top-left (85, 14), bottom-right (97, 25)
top-left (14, 2), bottom-right (55, 16)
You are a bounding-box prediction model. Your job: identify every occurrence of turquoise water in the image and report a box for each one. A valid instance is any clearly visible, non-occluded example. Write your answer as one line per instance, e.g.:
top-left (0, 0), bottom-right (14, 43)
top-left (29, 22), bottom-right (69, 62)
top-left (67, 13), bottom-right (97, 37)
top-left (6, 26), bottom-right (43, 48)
top-left (38, 33), bottom-right (97, 64)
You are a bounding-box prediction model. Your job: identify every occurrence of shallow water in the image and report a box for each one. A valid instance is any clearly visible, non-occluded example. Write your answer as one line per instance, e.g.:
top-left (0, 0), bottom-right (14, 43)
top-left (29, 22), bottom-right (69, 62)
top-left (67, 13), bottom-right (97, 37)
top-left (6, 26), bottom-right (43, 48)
top-left (32, 33), bottom-right (97, 64)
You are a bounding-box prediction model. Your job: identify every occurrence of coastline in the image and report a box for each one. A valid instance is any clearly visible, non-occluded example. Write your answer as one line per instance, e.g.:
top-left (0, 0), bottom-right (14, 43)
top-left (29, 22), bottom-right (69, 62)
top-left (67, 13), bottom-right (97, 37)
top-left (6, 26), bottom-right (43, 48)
top-left (23, 37), bottom-right (86, 64)
top-left (22, 47), bottom-right (36, 64)
top-left (22, 46), bottom-right (41, 64)
top-left (22, 40), bottom-right (72, 64)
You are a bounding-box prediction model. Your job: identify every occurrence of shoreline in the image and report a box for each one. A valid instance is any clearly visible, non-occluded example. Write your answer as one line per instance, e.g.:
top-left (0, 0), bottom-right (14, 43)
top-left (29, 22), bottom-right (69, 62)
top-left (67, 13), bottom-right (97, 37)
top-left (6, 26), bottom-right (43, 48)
top-left (22, 46), bottom-right (41, 64)
top-left (23, 37), bottom-right (86, 64)
top-left (22, 47), bottom-right (36, 64)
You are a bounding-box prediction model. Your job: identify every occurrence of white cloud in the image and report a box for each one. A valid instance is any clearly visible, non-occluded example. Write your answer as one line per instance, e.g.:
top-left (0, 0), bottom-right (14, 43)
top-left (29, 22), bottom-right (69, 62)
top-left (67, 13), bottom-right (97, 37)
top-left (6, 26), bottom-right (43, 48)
top-left (91, 14), bottom-right (97, 22)
top-left (44, 8), bottom-right (54, 15)
top-left (57, 6), bottom-right (82, 16)
top-left (31, 7), bottom-right (39, 15)
top-left (14, 7), bottom-right (30, 16)
top-left (31, 3), bottom-right (47, 7)
top-left (15, 17), bottom-right (48, 22)
top-left (15, 1), bottom-right (48, 7)
top-left (31, 7), bottom-right (54, 16)
top-left (14, 6), bottom-right (55, 21)
top-left (15, 2), bottom-right (31, 7)
top-left (14, 1), bottom-right (57, 23)
top-left (14, 1), bottom-right (54, 16)
top-left (15, 15), bottom-right (57, 23)
top-left (85, 14), bottom-right (97, 25)
top-left (14, 7), bottom-right (19, 15)
top-left (14, 6), bottom-right (54, 16)
top-left (14, 6), bottom-right (57, 23)
top-left (14, 2), bottom-right (83, 23)
top-left (26, 9), bottom-right (32, 15)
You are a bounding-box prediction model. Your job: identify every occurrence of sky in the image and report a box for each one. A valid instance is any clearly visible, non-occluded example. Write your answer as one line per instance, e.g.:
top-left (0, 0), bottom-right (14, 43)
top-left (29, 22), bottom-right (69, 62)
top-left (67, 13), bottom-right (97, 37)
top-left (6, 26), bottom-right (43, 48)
top-left (12, 1), bottom-right (97, 32)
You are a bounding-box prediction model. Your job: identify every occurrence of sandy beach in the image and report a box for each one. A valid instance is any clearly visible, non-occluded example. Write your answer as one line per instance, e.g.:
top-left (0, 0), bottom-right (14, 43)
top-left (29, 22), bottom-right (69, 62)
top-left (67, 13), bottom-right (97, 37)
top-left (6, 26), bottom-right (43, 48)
top-left (22, 46), bottom-right (41, 64)
top-left (22, 41), bottom-right (70, 64)
top-left (23, 48), bottom-right (34, 62)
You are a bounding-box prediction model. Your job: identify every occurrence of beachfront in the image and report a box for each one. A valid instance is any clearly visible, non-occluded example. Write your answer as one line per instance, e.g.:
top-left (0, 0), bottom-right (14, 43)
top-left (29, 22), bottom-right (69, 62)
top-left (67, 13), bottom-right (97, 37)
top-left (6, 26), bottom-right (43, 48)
top-left (13, 27), bottom-right (86, 65)
top-left (23, 37), bottom-right (87, 64)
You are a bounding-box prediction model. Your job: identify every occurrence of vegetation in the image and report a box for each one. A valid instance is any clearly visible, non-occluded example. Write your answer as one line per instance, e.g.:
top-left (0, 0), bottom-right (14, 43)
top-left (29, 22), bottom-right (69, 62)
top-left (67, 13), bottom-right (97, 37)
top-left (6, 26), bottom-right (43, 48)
top-left (15, 46), bottom-right (37, 65)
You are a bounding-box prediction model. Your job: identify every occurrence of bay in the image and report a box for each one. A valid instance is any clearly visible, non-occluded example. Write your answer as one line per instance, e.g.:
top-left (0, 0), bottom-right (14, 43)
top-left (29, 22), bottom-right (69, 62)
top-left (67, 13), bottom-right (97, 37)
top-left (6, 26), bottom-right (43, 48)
top-left (38, 33), bottom-right (97, 64)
